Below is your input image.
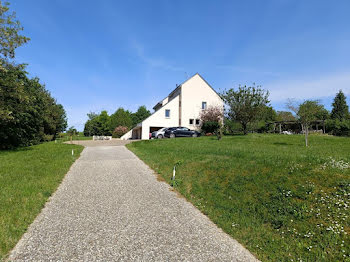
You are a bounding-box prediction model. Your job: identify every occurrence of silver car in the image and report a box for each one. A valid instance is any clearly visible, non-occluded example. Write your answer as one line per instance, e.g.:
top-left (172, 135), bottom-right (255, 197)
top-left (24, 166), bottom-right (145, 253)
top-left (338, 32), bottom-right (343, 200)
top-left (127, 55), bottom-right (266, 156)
top-left (151, 127), bottom-right (168, 139)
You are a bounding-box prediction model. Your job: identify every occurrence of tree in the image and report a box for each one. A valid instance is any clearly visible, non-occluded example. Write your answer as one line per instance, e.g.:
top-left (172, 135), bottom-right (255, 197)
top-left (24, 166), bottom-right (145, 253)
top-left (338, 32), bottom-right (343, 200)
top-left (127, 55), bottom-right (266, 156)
top-left (113, 126), bottom-right (129, 138)
top-left (87, 111), bottom-right (98, 120)
top-left (0, 1), bottom-right (30, 59)
top-left (199, 105), bottom-right (223, 138)
top-left (331, 90), bottom-right (349, 120)
top-left (297, 100), bottom-right (324, 147)
top-left (0, 62), bottom-right (68, 148)
top-left (97, 110), bottom-right (111, 135)
top-left (67, 126), bottom-right (77, 136)
top-left (131, 106), bottom-right (151, 127)
top-left (221, 84), bottom-right (270, 135)
top-left (276, 111), bottom-right (296, 122)
top-left (83, 111), bottom-right (111, 136)
top-left (110, 108), bottom-right (133, 131)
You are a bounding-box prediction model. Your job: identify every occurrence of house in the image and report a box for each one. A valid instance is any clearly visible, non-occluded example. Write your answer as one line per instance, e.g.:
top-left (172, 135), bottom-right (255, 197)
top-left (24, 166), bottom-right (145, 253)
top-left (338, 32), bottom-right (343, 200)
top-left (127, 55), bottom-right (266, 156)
top-left (121, 73), bottom-right (224, 140)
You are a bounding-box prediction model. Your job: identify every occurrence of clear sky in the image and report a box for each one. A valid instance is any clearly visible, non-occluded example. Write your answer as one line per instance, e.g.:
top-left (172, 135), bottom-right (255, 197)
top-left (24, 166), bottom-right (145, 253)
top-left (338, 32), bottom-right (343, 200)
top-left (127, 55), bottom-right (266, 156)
top-left (10, 0), bottom-right (350, 130)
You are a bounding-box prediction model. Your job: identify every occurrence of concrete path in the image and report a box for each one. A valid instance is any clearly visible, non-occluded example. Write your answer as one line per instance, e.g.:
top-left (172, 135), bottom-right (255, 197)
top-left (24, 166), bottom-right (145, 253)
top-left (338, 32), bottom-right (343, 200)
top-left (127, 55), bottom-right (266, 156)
top-left (9, 145), bottom-right (258, 261)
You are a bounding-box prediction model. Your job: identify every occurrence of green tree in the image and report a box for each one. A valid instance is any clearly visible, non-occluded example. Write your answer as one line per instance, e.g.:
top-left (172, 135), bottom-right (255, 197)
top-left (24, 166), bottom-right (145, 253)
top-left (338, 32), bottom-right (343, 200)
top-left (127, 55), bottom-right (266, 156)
top-left (221, 84), bottom-right (270, 135)
top-left (110, 108), bottom-right (133, 131)
top-left (276, 111), bottom-right (296, 122)
top-left (98, 110), bottom-right (111, 135)
top-left (131, 105), bottom-right (151, 127)
top-left (0, 63), bottom-right (67, 148)
top-left (297, 100), bottom-right (324, 147)
top-left (331, 90), bottom-right (349, 120)
top-left (83, 111), bottom-right (111, 136)
top-left (67, 126), bottom-right (77, 136)
top-left (0, 1), bottom-right (30, 59)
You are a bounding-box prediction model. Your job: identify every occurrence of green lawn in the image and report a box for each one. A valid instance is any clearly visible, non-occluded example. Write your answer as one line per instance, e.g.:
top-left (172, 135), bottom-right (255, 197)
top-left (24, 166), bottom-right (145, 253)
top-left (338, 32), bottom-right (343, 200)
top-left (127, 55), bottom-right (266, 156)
top-left (127, 134), bottom-right (350, 262)
top-left (0, 142), bottom-right (83, 260)
top-left (56, 135), bottom-right (92, 143)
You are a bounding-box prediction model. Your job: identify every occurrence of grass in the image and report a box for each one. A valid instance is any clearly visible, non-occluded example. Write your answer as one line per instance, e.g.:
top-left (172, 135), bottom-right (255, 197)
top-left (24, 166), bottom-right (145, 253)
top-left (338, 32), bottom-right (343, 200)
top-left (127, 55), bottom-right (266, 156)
top-left (56, 134), bottom-right (92, 143)
top-left (0, 142), bottom-right (83, 260)
top-left (127, 134), bottom-right (350, 262)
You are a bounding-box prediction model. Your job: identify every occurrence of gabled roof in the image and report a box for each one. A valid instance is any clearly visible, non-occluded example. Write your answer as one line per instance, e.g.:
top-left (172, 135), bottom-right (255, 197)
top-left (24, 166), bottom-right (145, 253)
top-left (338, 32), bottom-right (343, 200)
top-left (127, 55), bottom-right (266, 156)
top-left (152, 73), bottom-right (222, 110)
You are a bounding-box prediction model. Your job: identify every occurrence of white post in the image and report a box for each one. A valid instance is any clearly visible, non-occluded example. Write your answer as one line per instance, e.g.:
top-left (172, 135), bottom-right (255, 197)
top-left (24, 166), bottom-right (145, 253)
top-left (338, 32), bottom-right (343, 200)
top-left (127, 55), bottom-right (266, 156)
top-left (172, 165), bottom-right (176, 180)
top-left (72, 149), bottom-right (74, 156)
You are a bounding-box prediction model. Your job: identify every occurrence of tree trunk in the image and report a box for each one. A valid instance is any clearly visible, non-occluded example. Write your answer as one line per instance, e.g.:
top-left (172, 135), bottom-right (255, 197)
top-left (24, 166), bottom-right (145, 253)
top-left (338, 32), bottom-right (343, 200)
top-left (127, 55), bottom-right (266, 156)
top-left (242, 123), bottom-right (248, 135)
top-left (305, 124), bottom-right (308, 147)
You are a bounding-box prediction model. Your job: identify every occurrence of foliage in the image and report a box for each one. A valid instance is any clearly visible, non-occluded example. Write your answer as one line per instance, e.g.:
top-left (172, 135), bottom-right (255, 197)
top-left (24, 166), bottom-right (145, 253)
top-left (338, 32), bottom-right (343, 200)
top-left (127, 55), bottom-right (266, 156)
top-left (83, 110), bottom-right (111, 136)
top-left (199, 105), bottom-right (223, 135)
top-left (221, 84), bottom-right (270, 135)
top-left (201, 121), bottom-right (220, 134)
top-left (84, 106), bottom-right (151, 136)
top-left (67, 126), bottom-right (77, 136)
top-left (326, 119), bottom-right (350, 136)
top-left (127, 134), bottom-right (350, 262)
top-left (331, 90), bottom-right (349, 120)
top-left (110, 108), bottom-right (133, 130)
top-left (297, 100), bottom-right (325, 146)
top-left (276, 111), bottom-right (296, 122)
top-left (0, 62), bottom-right (67, 149)
top-left (199, 105), bottom-right (223, 123)
top-left (131, 105), bottom-right (151, 127)
top-left (0, 1), bottom-right (29, 59)
top-left (0, 142), bottom-right (83, 259)
top-left (112, 126), bottom-right (129, 138)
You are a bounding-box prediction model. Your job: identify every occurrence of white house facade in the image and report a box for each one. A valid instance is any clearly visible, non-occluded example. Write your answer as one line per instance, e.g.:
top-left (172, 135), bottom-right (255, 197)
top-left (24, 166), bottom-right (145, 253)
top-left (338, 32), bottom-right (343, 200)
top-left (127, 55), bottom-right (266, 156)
top-left (121, 73), bottom-right (224, 140)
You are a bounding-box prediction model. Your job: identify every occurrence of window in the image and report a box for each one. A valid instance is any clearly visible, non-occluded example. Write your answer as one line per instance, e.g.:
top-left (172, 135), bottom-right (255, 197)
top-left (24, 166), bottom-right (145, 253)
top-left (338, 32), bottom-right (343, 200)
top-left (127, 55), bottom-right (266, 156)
top-left (165, 109), bottom-right (170, 118)
top-left (195, 119), bottom-right (200, 125)
top-left (189, 119), bottom-right (194, 125)
top-left (202, 101), bottom-right (207, 110)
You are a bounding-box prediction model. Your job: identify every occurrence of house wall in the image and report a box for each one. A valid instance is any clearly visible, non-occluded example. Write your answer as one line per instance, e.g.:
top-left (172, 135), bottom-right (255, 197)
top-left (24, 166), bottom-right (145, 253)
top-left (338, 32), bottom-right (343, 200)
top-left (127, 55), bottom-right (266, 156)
top-left (140, 95), bottom-right (180, 139)
top-left (181, 74), bottom-right (224, 130)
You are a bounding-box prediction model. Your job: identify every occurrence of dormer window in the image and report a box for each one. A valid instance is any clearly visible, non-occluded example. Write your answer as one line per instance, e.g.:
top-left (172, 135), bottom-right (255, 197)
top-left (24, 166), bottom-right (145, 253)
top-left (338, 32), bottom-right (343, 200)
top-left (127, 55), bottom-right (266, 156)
top-left (165, 109), bottom-right (170, 118)
top-left (202, 101), bottom-right (207, 110)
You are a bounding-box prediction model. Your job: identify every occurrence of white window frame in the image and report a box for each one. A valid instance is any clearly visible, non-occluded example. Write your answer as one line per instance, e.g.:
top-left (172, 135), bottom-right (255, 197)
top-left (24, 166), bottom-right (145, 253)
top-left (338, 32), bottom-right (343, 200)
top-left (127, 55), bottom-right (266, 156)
top-left (165, 109), bottom-right (170, 118)
top-left (202, 101), bottom-right (207, 110)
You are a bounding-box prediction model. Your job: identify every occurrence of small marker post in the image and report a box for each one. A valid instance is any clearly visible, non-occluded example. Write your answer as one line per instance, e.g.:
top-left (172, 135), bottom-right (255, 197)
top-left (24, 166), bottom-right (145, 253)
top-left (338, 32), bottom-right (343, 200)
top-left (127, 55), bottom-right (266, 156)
top-left (72, 149), bottom-right (74, 156)
top-left (172, 165), bottom-right (176, 180)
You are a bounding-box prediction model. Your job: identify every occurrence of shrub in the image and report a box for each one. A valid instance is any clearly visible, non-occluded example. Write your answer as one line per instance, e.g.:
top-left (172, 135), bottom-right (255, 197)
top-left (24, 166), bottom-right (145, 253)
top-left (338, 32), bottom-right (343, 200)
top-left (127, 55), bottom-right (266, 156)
top-left (113, 126), bottom-right (129, 138)
top-left (199, 105), bottom-right (223, 136)
top-left (201, 121), bottom-right (220, 134)
top-left (326, 119), bottom-right (350, 136)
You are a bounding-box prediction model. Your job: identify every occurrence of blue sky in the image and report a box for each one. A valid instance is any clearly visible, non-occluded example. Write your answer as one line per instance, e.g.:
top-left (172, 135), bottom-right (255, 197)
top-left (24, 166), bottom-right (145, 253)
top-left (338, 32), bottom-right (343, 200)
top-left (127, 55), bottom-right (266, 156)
top-left (11, 0), bottom-right (350, 130)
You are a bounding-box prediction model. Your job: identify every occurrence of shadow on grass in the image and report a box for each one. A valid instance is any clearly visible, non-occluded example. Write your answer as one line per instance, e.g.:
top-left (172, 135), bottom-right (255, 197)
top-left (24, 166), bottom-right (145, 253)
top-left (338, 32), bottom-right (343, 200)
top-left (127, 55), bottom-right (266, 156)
top-left (273, 142), bottom-right (294, 146)
top-left (0, 146), bottom-right (34, 153)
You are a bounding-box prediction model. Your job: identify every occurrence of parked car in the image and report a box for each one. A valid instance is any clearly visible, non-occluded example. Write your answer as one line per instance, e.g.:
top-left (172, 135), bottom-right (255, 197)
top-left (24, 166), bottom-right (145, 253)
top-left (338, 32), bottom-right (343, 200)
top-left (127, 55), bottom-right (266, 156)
top-left (164, 127), bottom-right (201, 138)
top-left (151, 127), bottom-right (168, 139)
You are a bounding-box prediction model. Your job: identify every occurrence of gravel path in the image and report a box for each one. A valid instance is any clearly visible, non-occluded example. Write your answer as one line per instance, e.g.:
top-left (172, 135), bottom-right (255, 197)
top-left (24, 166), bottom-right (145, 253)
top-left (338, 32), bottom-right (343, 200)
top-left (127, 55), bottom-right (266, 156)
top-left (9, 145), bottom-right (258, 261)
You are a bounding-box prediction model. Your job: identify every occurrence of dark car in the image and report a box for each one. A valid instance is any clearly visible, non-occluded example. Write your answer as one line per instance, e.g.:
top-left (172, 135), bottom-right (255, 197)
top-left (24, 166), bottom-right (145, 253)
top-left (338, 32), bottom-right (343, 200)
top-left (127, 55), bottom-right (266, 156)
top-left (164, 127), bottom-right (201, 138)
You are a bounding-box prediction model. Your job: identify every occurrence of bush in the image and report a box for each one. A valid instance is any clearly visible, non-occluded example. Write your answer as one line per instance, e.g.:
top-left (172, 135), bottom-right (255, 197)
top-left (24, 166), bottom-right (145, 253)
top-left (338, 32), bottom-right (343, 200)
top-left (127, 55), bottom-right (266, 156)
top-left (113, 126), bottom-right (129, 138)
top-left (326, 119), bottom-right (350, 136)
top-left (201, 121), bottom-right (220, 134)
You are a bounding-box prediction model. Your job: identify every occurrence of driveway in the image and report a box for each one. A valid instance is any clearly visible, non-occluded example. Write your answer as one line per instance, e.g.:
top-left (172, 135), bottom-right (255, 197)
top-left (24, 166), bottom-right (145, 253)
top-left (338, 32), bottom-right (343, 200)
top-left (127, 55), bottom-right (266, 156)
top-left (9, 144), bottom-right (258, 261)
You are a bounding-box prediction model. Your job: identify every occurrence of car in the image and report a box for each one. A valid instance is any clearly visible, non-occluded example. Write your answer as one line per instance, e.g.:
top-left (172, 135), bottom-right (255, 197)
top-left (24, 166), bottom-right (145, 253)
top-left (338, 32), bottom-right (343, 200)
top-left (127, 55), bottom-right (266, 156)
top-left (151, 127), bottom-right (168, 139)
top-left (164, 127), bottom-right (201, 138)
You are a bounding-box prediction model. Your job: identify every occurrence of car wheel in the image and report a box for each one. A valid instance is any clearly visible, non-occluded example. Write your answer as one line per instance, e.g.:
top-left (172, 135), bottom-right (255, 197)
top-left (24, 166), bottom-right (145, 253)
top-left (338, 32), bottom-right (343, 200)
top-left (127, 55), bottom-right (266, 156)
top-left (170, 133), bottom-right (175, 138)
top-left (192, 133), bottom-right (197, 137)
top-left (157, 134), bottom-right (163, 139)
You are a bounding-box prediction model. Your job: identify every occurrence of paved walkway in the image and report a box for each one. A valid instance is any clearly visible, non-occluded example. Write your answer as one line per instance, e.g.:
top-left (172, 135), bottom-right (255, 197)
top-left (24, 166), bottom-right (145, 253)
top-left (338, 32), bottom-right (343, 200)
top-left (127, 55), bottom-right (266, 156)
top-left (9, 144), bottom-right (258, 261)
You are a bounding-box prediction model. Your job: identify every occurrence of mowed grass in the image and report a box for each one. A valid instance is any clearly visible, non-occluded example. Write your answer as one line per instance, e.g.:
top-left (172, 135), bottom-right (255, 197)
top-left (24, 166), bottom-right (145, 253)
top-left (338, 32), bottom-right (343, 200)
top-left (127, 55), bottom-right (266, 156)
top-left (0, 142), bottom-right (83, 260)
top-left (127, 134), bottom-right (350, 261)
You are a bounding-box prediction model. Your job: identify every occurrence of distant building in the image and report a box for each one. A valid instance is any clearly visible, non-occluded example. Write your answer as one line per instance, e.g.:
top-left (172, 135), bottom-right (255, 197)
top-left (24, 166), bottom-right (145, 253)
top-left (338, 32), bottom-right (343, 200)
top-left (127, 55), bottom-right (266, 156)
top-left (121, 73), bottom-right (224, 140)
